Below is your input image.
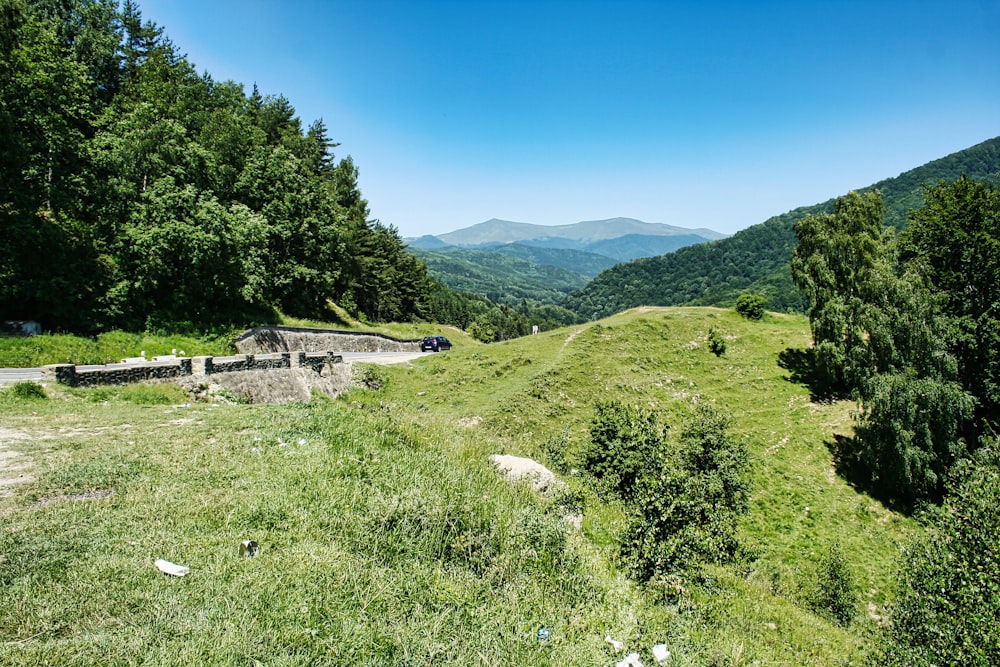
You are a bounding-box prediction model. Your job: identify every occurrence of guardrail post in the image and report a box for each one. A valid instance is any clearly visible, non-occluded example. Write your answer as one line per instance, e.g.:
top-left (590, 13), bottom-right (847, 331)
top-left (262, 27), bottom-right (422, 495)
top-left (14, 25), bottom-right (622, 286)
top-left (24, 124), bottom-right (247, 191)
top-left (191, 356), bottom-right (212, 375)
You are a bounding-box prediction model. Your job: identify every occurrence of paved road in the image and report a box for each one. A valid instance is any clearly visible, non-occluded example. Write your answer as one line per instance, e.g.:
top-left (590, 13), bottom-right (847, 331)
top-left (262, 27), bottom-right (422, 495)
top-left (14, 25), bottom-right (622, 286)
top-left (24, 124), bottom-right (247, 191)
top-left (0, 368), bottom-right (42, 384)
top-left (0, 352), bottom-right (434, 385)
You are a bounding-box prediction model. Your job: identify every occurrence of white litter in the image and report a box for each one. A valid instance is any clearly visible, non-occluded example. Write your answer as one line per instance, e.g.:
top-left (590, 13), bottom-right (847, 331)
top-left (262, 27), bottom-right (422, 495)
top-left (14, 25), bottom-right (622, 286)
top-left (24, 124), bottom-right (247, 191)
top-left (605, 635), bottom-right (625, 652)
top-left (616, 652), bottom-right (644, 667)
top-left (154, 558), bottom-right (189, 577)
top-left (652, 643), bottom-right (671, 665)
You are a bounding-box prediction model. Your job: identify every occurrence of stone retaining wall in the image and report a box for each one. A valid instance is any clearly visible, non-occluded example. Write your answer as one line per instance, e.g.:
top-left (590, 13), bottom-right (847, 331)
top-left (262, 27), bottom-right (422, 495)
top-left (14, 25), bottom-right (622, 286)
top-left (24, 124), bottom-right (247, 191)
top-left (43, 352), bottom-right (342, 388)
top-left (234, 325), bottom-right (421, 354)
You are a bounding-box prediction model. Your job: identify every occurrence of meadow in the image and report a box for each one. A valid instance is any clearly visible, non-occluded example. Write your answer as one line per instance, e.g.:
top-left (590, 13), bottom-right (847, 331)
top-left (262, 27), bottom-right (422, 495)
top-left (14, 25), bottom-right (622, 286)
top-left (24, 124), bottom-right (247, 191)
top-left (0, 308), bottom-right (912, 665)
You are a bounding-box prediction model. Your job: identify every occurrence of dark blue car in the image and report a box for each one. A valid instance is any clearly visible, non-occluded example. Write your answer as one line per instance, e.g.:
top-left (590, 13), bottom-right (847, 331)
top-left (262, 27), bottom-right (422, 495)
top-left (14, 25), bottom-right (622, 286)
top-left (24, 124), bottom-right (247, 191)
top-left (421, 336), bottom-right (453, 352)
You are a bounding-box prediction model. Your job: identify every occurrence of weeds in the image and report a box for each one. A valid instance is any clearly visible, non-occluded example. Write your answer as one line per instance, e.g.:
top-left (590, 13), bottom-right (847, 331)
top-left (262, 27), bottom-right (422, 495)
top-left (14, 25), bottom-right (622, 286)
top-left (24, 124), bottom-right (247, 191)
top-left (6, 381), bottom-right (46, 400)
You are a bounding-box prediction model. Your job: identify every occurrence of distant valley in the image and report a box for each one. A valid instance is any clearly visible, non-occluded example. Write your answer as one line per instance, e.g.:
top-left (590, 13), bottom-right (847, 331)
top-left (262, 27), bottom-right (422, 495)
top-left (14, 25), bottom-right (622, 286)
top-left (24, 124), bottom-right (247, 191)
top-left (406, 217), bottom-right (727, 306)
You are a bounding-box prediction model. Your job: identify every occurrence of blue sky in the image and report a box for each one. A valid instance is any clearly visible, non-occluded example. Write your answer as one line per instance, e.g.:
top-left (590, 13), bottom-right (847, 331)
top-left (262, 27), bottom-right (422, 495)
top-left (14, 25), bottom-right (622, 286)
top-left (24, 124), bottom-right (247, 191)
top-left (139, 0), bottom-right (1000, 238)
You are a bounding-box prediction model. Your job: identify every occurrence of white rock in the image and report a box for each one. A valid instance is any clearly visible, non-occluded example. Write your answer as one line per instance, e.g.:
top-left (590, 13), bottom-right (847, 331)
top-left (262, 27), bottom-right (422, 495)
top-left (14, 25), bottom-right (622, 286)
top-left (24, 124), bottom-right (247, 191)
top-left (605, 634), bottom-right (625, 652)
top-left (488, 454), bottom-right (562, 493)
top-left (652, 643), bottom-right (671, 665)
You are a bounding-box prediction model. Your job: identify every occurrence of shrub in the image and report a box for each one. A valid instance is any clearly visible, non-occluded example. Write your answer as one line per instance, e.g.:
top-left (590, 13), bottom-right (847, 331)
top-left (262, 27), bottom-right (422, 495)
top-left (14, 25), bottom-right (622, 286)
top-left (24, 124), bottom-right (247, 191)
top-left (8, 381), bottom-right (46, 400)
top-left (878, 446), bottom-right (1000, 666)
top-left (852, 373), bottom-right (974, 509)
top-left (621, 404), bottom-right (751, 581)
top-left (708, 328), bottom-right (726, 356)
top-left (582, 400), bottom-right (667, 501)
top-left (810, 541), bottom-right (858, 626)
top-left (542, 427), bottom-right (571, 474)
top-left (735, 293), bottom-right (766, 320)
top-left (356, 365), bottom-right (388, 390)
top-left (468, 320), bottom-right (495, 343)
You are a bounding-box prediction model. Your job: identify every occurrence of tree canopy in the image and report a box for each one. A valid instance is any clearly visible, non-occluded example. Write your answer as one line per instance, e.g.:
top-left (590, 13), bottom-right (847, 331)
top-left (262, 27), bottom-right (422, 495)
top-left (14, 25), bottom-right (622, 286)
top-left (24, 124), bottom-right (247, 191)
top-left (792, 180), bottom-right (998, 509)
top-left (0, 0), bottom-right (439, 333)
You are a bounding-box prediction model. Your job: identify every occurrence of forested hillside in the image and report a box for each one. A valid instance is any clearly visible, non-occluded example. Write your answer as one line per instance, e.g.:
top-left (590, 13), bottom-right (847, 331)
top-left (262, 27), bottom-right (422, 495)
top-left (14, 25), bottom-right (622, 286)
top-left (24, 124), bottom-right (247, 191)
top-left (0, 0), bottom-right (440, 333)
top-left (566, 137), bottom-right (1000, 320)
top-left (413, 247), bottom-right (589, 302)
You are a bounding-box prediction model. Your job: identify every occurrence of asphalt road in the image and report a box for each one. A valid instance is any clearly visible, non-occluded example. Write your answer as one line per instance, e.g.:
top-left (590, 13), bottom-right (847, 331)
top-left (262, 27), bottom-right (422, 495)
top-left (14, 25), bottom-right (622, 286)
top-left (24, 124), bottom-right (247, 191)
top-left (0, 368), bottom-right (42, 384)
top-left (0, 352), bottom-right (434, 385)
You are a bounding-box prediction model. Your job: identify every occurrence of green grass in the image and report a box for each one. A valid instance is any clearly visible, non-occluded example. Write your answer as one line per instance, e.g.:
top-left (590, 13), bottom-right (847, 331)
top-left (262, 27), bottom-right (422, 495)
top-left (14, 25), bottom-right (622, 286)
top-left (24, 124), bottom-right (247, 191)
top-left (0, 307), bottom-right (913, 665)
top-left (0, 330), bottom-right (235, 367)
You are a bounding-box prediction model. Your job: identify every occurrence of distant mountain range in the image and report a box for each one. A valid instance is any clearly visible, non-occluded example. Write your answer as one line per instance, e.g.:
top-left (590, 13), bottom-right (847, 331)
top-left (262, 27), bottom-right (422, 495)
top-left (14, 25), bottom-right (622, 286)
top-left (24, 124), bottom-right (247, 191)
top-left (417, 217), bottom-right (726, 245)
top-left (407, 218), bottom-right (728, 302)
top-left (405, 137), bottom-right (1000, 319)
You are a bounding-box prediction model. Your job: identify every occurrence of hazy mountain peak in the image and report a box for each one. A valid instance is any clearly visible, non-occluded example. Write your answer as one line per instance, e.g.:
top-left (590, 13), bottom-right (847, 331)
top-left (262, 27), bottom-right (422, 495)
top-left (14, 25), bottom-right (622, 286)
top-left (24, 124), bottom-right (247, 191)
top-left (431, 217), bottom-right (728, 247)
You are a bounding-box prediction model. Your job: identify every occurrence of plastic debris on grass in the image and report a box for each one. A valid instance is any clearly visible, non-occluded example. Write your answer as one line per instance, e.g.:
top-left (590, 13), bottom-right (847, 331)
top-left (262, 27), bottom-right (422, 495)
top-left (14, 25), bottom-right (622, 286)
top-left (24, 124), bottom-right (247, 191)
top-left (154, 558), bottom-right (189, 577)
top-left (652, 643), bottom-right (671, 665)
top-left (616, 652), bottom-right (644, 667)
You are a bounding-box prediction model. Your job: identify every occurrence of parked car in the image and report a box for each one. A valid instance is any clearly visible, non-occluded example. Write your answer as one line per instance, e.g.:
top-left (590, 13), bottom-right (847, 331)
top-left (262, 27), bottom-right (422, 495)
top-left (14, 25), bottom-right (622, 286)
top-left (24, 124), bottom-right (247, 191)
top-left (421, 336), bottom-right (453, 352)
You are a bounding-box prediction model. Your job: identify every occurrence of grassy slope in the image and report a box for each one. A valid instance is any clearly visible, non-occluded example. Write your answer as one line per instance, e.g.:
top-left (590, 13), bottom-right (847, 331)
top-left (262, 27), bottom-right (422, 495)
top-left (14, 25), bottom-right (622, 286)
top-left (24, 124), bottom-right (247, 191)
top-left (0, 308), bottom-right (912, 665)
top-left (375, 307), bottom-right (911, 659)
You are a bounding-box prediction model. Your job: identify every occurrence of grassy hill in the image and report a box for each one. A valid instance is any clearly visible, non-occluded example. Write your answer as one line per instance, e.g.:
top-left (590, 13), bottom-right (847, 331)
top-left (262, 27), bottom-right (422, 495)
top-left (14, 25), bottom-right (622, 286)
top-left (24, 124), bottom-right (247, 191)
top-left (0, 308), bottom-right (913, 665)
top-left (566, 136), bottom-right (1000, 319)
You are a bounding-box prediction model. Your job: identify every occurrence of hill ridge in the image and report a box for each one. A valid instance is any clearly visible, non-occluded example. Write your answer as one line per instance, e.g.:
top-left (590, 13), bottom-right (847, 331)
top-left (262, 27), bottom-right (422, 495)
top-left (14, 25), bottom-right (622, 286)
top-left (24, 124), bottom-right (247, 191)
top-left (422, 216), bottom-right (728, 247)
top-left (564, 135), bottom-right (1000, 319)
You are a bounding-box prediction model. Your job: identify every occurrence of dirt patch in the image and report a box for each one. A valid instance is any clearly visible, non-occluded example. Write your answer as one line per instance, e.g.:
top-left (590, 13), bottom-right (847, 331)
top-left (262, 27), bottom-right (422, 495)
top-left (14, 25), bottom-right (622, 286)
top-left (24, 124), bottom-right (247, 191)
top-left (563, 328), bottom-right (585, 347)
top-left (37, 488), bottom-right (115, 506)
top-left (0, 427), bottom-right (34, 495)
top-left (457, 416), bottom-right (482, 428)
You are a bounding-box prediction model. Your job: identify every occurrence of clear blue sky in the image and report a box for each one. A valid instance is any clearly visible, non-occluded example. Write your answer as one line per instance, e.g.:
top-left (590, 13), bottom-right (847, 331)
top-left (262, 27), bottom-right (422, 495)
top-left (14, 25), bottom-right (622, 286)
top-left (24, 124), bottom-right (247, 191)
top-left (139, 0), bottom-right (1000, 238)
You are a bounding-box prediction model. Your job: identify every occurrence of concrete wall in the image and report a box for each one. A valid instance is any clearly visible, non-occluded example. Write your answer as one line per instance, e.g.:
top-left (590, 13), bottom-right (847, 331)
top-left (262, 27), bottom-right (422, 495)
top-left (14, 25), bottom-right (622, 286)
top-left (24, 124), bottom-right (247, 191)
top-left (234, 325), bottom-right (421, 354)
top-left (43, 352), bottom-right (342, 388)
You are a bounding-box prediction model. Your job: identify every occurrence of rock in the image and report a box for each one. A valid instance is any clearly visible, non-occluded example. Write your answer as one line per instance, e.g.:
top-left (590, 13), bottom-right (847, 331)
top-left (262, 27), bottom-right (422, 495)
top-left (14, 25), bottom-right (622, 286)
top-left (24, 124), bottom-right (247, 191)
top-left (489, 454), bottom-right (563, 493)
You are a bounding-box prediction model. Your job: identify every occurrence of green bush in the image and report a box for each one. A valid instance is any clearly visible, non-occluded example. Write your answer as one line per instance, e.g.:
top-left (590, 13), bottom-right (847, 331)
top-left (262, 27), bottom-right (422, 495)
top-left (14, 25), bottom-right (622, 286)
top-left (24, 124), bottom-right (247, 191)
top-left (735, 293), bottom-right (766, 320)
top-left (810, 541), bottom-right (858, 626)
top-left (708, 327), bottom-right (727, 356)
top-left (542, 427), bottom-right (571, 474)
top-left (356, 365), bottom-right (388, 390)
top-left (7, 381), bottom-right (46, 400)
top-left (621, 404), bottom-right (751, 581)
top-left (468, 319), bottom-right (495, 343)
top-left (878, 446), bottom-right (1000, 666)
top-left (582, 400), bottom-right (667, 501)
